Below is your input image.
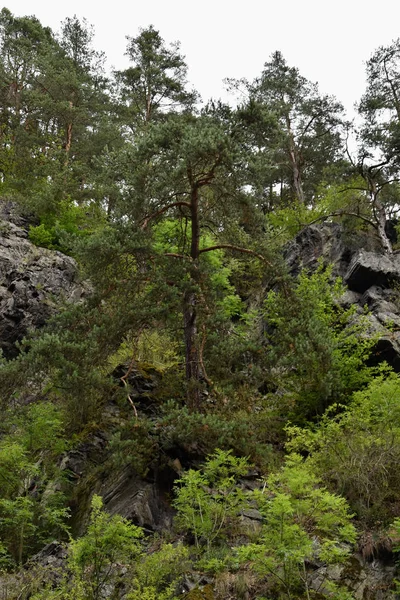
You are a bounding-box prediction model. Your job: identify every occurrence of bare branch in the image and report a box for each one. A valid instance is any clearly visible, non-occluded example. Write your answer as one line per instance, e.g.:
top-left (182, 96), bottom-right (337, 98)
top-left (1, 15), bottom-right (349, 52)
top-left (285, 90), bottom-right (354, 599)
top-left (194, 154), bottom-right (223, 188)
top-left (164, 252), bottom-right (190, 260)
top-left (367, 158), bottom-right (392, 173)
top-left (199, 244), bottom-right (273, 266)
top-left (344, 125), bottom-right (357, 168)
top-left (305, 211), bottom-right (377, 229)
top-left (141, 201), bottom-right (191, 229)
top-left (339, 184), bottom-right (372, 194)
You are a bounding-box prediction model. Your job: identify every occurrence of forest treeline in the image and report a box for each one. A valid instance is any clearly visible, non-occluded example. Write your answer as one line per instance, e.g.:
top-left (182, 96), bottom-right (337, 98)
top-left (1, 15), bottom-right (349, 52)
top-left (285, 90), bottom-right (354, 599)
top-left (1, 8), bottom-right (400, 598)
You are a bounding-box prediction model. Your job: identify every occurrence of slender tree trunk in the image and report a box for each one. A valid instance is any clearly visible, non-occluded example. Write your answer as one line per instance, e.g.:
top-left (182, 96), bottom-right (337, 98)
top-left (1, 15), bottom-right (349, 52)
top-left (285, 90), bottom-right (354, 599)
top-left (145, 83), bottom-right (152, 123)
top-left (374, 193), bottom-right (393, 254)
top-left (183, 286), bottom-right (201, 410)
top-left (368, 176), bottom-right (393, 254)
top-left (288, 141), bottom-right (305, 204)
top-left (65, 121), bottom-right (72, 157)
top-left (64, 101), bottom-right (74, 167)
top-left (183, 176), bottom-right (202, 410)
top-left (286, 116), bottom-right (305, 204)
top-left (383, 57), bottom-right (400, 122)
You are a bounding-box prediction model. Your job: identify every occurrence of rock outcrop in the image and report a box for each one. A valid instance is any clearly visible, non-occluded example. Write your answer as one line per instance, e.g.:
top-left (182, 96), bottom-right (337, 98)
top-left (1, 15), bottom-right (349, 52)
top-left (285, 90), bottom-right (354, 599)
top-left (63, 430), bottom-right (175, 538)
top-left (0, 204), bottom-right (87, 358)
top-left (60, 366), bottom-right (175, 537)
top-left (285, 223), bottom-right (400, 372)
top-left (310, 554), bottom-right (397, 599)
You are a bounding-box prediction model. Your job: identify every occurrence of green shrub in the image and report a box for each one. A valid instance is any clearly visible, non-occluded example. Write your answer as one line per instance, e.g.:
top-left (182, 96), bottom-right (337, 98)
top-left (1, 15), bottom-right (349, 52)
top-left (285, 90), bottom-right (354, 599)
top-left (263, 264), bottom-right (373, 420)
top-left (28, 201), bottom-right (105, 253)
top-left (237, 454), bottom-right (356, 599)
top-left (67, 495), bottom-right (142, 600)
top-left (28, 223), bottom-right (55, 249)
top-left (173, 449), bottom-right (251, 549)
top-left (0, 402), bottom-right (69, 564)
top-left (129, 541), bottom-right (190, 600)
top-left (287, 371), bottom-right (400, 524)
top-left (31, 497), bottom-right (189, 600)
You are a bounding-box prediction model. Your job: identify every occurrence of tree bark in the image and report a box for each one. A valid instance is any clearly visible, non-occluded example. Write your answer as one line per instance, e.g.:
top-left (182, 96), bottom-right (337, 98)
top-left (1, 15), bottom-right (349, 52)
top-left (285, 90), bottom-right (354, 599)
top-left (285, 115), bottom-right (305, 204)
top-left (64, 101), bottom-right (74, 167)
top-left (181, 159), bottom-right (221, 409)
top-left (183, 286), bottom-right (201, 410)
top-left (367, 173), bottom-right (393, 254)
top-left (374, 193), bottom-right (393, 254)
top-left (288, 138), bottom-right (305, 203)
top-left (183, 173), bottom-right (202, 409)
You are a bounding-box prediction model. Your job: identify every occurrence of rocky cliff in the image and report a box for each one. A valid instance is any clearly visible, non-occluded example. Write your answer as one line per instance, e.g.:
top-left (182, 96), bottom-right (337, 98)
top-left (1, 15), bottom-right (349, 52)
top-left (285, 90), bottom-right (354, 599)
top-left (0, 202), bottom-right (87, 358)
top-left (286, 222), bottom-right (400, 372)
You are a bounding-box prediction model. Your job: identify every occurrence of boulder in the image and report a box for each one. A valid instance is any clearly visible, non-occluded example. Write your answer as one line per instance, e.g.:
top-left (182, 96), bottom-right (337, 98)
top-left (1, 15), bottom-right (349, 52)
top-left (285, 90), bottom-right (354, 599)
top-left (0, 215), bottom-right (87, 358)
top-left (69, 459), bottom-right (174, 537)
top-left (345, 250), bottom-right (400, 293)
top-left (99, 465), bottom-right (173, 531)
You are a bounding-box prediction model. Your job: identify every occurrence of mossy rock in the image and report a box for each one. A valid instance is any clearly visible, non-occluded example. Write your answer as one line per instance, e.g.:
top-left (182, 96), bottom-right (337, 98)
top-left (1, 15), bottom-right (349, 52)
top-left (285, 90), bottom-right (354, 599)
top-left (184, 584), bottom-right (214, 600)
top-left (137, 361), bottom-right (164, 378)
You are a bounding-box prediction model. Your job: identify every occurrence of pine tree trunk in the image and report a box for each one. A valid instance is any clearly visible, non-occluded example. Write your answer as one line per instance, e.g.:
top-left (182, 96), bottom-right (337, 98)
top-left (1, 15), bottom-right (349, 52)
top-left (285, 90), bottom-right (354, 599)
top-left (64, 101), bottom-right (73, 166)
top-left (183, 288), bottom-right (201, 410)
top-left (183, 175), bottom-right (202, 409)
top-left (286, 116), bottom-right (305, 204)
top-left (375, 196), bottom-right (393, 254)
top-left (288, 141), bottom-right (305, 204)
top-left (369, 178), bottom-right (393, 254)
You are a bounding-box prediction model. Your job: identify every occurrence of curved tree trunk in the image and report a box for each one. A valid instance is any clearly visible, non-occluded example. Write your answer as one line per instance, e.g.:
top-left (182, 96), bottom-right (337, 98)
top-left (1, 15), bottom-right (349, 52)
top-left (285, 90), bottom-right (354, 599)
top-left (374, 194), bottom-right (393, 255)
top-left (368, 175), bottom-right (393, 255)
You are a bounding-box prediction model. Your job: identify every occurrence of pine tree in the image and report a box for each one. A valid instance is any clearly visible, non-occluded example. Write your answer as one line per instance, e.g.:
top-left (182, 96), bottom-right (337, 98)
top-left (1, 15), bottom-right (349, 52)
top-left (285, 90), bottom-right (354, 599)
top-left (230, 51), bottom-right (344, 208)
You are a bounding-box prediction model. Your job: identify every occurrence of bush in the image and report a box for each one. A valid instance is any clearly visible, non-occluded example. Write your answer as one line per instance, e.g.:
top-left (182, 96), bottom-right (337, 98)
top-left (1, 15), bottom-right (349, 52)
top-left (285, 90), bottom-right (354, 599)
top-left (287, 371), bottom-right (400, 524)
top-left (0, 402), bottom-right (69, 565)
top-left (263, 264), bottom-right (373, 420)
top-left (28, 223), bottom-right (55, 249)
top-left (173, 449), bottom-right (251, 549)
top-left (236, 454), bottom-right (356, 599)
top-left (129, 541), bottom-right (190, 600)
top-left (31, 497), bottom-right (189, 600)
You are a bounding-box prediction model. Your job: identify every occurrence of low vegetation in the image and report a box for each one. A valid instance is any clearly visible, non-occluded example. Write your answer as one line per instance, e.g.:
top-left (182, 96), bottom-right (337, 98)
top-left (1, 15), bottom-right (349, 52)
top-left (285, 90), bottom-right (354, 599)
top-left (1, 7), bottom-right (400, 598)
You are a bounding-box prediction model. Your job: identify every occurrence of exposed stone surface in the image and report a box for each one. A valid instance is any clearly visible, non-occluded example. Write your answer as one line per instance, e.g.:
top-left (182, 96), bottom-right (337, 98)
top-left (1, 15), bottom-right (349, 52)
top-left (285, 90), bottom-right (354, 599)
top-left (285, 222), bottom-right (350, 276)
top-left (286, 223), bottom-right (400, 373)
top-left (59, 367), bottom-right (175, 537)
top-left (310, 554), bottom-right (397, 599)
top-left (31, 541), bottom-right (68, 569)
top-left (345, 250), bottom-right (400, 293)
top-left (1, 207), bottom-right (400, 597)
top-left (0, 211), bottom-right (87, 358)
top-left (99, 465), bottom-right (173, 532)
top-left (67, 435), bottom-right (174, 537)
top-left (59, 432), bottom-right (108, 480)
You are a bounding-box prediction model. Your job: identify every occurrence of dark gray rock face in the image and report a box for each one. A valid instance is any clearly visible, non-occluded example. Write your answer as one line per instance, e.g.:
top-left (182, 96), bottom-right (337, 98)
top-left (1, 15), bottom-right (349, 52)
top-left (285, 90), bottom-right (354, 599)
top-left (285, 222), bottom-right (351, 276)
top-left (99, 465), bottom-right (173, 532)
top-left (57, 368), bottom-right (174, 536)
top-left (0, 216), bottom-right (87, 358)
top-left (64, 428), bottom-right (174, 537)
top-left (0, 205), bottom-right (173, 538)
top-left (345, 251), bottom-right (400, 293)
top-left (286, 223), bottom-right (400, 372)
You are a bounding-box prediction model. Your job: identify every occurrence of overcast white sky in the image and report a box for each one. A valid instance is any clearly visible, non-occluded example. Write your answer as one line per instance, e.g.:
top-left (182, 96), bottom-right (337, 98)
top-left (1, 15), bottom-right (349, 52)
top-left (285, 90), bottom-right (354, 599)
top-left (8, 0), bottom-right (400, 117)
